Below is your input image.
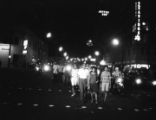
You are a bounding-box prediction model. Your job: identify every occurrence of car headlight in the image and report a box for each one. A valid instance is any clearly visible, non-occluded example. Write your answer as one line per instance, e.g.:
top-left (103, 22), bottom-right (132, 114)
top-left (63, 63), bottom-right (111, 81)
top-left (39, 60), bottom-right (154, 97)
top-left (135, 78), bottom-right (142, 85)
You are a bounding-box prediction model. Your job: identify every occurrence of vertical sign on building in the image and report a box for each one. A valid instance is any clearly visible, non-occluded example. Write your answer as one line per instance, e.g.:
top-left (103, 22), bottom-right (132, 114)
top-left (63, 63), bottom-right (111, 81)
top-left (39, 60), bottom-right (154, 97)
top-left (134, 1), bottom-right (141, 41)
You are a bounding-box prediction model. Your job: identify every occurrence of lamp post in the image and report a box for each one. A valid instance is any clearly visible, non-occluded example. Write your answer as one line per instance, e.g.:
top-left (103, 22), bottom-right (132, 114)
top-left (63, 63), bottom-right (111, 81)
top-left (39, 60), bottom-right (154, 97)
top-left (94, 51), bottom-right (100, 65)
top-left (111, 38), bottom-right (120, 68)
top-left (111, 38), bottom-right (124, 70)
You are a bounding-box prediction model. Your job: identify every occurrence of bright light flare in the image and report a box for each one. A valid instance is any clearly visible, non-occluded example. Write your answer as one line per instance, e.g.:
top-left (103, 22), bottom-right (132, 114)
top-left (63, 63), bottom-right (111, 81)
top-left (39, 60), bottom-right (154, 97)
top-left (35, 66), bottom-right (40, 71)
top-left (65, 56), bottom-right (69, 60)
top-left (112, 39), bottom-right (119, 46)
top-left (116, 77), bottom-right (123, 83)
top-left (85, 57), bottom-right (88, 61)
top-left (100, 60), bottom-right (106, 66)
top-left (90, 58), bottom-right (96, 62)
top-left (95, 51), bottom-right (100, 56)
top-left (142, 22), bottom-right (146, 26)
top-left (63, 52), bottom-right (67, 57)
top-left (152, 81), bottom-right (156, 86)
top-left (97, 69), bottom-right (100, 75)
top-left (135, 78), bottom-right (142, 85)
top-left (23, 40), bottom-right (28, 46)
top-left (43, 64), bottom-right (51, 72)
top-left (46, 32), bottom-right (52, 38)
top-left (59, 46), bottom-right (63, 52)
top-left (8, 55), bottom-right (11, 59)
top-left (88, 55), bottom-right (92, 59)
top-left (65, 65), bottom-right (72, 72)
top-left (22, 50), bottom-right (27, 55)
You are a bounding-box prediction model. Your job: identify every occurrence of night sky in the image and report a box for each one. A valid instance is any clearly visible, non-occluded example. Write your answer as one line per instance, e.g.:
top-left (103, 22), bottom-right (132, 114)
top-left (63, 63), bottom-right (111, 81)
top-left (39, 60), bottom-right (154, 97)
top-left (0, 0), bottom-right (155, 57)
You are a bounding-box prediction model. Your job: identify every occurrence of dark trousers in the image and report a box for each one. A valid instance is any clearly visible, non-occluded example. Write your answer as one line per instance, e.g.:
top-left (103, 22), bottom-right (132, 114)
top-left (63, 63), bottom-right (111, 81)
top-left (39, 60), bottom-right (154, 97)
top-left (79, 78), bottom-right (87, 101)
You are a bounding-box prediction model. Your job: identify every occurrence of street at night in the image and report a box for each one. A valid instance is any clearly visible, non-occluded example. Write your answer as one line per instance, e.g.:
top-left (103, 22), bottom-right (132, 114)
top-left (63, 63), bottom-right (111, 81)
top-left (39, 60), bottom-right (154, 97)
top-left (1, 0), bottom-right (156, 120)
top-left (0, 68), bottom-right (156, 120)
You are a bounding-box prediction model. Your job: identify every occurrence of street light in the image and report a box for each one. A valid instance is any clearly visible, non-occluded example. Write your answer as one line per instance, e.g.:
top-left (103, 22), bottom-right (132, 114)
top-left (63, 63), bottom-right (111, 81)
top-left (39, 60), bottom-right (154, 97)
top-left (63, 52), bottom-right (67, 57)
top-left (112, 38), bottom-right (119, 46)
top-left (94, 51), bottom-right (100, 56)
top-left (46, 32), bottom-right (52, 38)
top-left (59, 46), bottom-right (63, 52)
top-left (65, 56), bottom-right (69, 60)
top-left (88, 55), bottom-right (92, 59)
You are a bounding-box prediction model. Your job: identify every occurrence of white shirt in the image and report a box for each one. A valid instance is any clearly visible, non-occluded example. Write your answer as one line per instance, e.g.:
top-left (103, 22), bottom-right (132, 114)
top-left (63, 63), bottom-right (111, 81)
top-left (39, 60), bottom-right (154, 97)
top-left (78, 68), bottom-right (89, 79)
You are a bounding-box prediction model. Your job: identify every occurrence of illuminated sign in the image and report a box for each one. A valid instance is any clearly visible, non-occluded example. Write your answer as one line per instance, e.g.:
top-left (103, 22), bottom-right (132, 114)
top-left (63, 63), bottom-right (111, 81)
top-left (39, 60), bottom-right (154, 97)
top-left (0, 44), bottom-right (10, 50)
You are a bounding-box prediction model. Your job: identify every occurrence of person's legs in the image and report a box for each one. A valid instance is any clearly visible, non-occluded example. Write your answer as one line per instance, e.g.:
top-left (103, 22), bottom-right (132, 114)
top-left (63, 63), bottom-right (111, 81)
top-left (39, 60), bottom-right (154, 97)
top-left (104, 83), bottom-right (109, 102)
top-left (90, 92), bottom-right (93, 103)
top-left (94, 92), bottom-right (98, 104)
top-left (104, 92), bottom-right (108, 102)
top-left (71, 78), bottom-right (75, 96)
top-left (71, 86), bottom-right (75, 96)
top-left (79, 79), bottom-right (83, 101)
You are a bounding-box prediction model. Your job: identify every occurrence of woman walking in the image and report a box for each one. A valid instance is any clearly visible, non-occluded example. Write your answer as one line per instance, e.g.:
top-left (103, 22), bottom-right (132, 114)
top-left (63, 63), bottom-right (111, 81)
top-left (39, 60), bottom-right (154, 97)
top-left (100, 66), bottom-right (111, 103)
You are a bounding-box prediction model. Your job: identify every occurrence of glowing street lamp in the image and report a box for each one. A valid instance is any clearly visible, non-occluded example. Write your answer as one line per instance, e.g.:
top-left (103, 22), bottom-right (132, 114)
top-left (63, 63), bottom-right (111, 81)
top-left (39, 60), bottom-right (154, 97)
top-left (65, 56), bottom-right (69, 60)
top-left (46, 32), bottom-right (52, 38)
top-left (112, 38), bottom-right (119, 46)
top-left (63, 52), bottom-right (67, 57)
top-left (59, 46), bottom-right (63, 52)
top-left (88, 55), bottom-right (92, 59)
top-left (152, 81), bottom-right (156, 86)
top-left (85, 57), bottom-right (88, 61)
top-left (94, 51), bottom-right (100, 56)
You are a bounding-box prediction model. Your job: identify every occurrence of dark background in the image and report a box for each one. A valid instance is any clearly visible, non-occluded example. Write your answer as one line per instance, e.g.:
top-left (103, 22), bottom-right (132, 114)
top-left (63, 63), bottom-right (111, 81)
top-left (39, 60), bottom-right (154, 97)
top-left (0, 0), bottom-right (155, 57)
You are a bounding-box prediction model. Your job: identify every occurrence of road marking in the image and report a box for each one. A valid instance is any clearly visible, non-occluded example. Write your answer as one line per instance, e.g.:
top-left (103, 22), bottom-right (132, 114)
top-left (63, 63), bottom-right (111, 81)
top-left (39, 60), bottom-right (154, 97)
top-left (65, 105), bottom-right (71, 108)
top-left (81, 106), bottom-right (87, 109)
top-left (49, 104), bottom-right (55, 107)
top-left (33, 104), bottom-right (39, 107)
top-left (143, 108), bottom-right (148, 112)
top-left (48, 89), bottom-right (52, 92)
top-left (58, 89), bottom-right (62, 92)
top-left (117, 107), bottom-right (123, 111)
top-left (134, 108), bottom-right (140, 112)
top-left (28, 88), bottom-right (32, 90)
top-left (17, 102), bottom-right (23, 106)
top-left (3, 102), bottom-right (8, 105)
top-left (97, 107), bottom-right (103, 110)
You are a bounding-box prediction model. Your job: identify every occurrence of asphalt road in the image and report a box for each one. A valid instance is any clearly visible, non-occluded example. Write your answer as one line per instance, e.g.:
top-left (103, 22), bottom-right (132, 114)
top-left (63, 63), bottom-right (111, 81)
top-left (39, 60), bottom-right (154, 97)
top-left (0, 68), bottom-right (156, 120)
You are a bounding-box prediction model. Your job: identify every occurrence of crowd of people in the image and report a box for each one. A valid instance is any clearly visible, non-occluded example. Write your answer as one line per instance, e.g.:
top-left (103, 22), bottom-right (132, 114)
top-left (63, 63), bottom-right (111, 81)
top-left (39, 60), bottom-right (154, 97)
top-left (51, 63), bottom-right (124, 104)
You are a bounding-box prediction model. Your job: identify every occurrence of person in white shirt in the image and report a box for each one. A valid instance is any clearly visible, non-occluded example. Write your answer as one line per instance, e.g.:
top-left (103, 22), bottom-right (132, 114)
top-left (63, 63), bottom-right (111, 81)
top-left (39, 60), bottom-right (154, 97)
top-left (100, 66), bottom-right (111, 102)
top-left (78, 64), bottom-right (89, 101)
top-left (70, 65), bottom-right (79, 97)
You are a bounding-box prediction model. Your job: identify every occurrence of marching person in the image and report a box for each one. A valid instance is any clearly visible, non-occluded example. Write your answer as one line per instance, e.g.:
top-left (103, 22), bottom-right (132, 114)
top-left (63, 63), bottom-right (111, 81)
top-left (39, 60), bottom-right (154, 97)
top-left (100, 66), bottom-right (111, 103)
top-left (112, 67), bottom-right (123, 85)
top-left (70, 64), bottom-right (79, 97)
top-left (88, 66), bottom-right (98, 104)
top-left (78, 64), bottom-right (89, 102)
